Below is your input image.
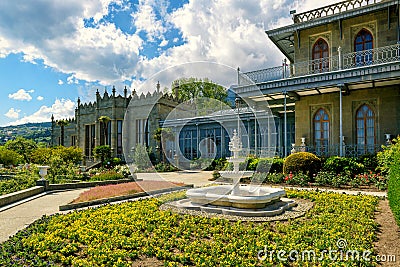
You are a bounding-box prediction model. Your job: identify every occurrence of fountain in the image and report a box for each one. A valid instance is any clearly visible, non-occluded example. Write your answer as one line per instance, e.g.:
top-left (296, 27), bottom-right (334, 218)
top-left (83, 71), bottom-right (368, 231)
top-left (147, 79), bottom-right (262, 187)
top-left (172, 130), bottom-right (296, 217)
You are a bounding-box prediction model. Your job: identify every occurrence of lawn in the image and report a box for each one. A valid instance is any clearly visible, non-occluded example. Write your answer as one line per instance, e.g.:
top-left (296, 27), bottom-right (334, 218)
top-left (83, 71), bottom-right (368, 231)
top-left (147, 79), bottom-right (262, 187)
top-left (0, 190), bottom-right (379, 266)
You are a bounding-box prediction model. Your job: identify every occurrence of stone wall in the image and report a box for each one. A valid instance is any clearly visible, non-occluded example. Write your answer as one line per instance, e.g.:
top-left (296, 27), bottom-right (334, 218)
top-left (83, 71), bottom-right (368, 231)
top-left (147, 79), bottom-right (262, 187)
top-left (294, 85), bottom-right (400, 146)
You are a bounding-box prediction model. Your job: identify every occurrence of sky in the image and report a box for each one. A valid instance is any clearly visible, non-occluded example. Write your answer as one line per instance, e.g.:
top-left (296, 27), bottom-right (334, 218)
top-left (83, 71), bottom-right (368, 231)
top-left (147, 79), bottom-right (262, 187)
top-left (0, 0), bottom-right (341, 126)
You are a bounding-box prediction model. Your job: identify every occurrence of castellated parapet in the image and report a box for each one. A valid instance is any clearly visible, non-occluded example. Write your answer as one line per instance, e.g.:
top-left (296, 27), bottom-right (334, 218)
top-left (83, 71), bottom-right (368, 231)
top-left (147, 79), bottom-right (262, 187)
top-left (51, 84), bottom-right (180, 164)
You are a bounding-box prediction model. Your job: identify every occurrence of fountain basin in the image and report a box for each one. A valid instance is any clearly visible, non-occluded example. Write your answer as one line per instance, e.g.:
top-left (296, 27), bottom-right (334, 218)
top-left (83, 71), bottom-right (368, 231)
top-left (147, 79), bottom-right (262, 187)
top-left (186, 185), bottom-right (286, 209)
top-left (219, 170), bottom-right (253, 179)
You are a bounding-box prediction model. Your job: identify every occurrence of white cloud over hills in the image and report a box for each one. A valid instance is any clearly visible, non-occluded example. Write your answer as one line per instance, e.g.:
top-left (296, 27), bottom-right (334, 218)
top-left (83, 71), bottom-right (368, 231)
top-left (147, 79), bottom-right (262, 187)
top-left (9, 99), bottom-right (76, 126)
top-left (8, 89), bottom-right (33, 101)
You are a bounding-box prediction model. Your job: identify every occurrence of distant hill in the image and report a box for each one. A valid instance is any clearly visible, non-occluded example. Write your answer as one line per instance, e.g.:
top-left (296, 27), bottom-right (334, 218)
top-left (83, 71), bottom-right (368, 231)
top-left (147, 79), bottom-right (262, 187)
top-left (0, 122), bottom-right (52, 145)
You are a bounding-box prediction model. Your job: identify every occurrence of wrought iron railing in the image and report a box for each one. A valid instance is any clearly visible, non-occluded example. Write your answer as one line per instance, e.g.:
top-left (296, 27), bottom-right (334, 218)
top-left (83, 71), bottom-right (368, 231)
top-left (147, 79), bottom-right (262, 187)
top-left (293, 0), bottom-right (381, 23)
top-left (342, 44), bottom-right (400, 69)
top-left (290, 56), bottom-right (340, 77)
top-left (243, 44), bottom-right (400, 84)
top-left (290, 144), bottom-right (382, 157)
top-left (231, 144), bottom-right (383, 158)
top-left (243, 65), bottom-right (290, 83)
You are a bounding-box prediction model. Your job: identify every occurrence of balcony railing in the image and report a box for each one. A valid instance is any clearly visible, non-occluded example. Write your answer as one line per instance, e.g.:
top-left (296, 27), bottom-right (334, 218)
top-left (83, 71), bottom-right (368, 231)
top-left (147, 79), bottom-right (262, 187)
top-left (293, 0), bottom-right (381, 23)
top-left (242, 44), bottom-right (400, 84)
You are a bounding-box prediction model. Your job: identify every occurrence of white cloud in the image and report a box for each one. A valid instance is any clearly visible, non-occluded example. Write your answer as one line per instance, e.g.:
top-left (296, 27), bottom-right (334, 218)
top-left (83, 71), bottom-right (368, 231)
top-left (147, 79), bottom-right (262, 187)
top-left (159, 39), bottom-right (168, 47)
top-left (4, 108), bottom-right (20, 119)
top-left (8, 89), bottom-right (33, 101)
top-left (9, 99), bottom-right (76, 125)
top-left (67, 75), bottom-right (79, 84)
top-left (0, 0), bottom-right (345, 94)
top-left (37, 96), bottom-right (44, 101)
top-left (0, 0), bottom-right (142, 85)
top-left (132, 0), bottom-right (167, 42)
top-left (58, 79), bottom-right (64, 85)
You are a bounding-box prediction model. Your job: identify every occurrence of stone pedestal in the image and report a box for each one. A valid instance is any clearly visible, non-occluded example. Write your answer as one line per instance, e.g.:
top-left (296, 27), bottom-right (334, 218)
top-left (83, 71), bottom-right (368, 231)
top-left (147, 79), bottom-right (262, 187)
top-left (36, 180), bottom-right (49, 190)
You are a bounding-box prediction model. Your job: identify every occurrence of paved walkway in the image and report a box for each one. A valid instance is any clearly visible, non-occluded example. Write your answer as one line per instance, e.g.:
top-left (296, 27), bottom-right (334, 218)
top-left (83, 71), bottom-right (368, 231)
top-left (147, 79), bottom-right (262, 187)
top-left (0, 189), bottom-right (87, 243)
top-left (0, 171), bottom-right (387, 243)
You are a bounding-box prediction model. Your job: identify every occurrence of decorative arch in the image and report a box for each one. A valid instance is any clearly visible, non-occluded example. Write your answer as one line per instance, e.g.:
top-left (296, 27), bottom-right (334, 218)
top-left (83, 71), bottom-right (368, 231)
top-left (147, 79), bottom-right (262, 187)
top-left (313, 108), bottom-right (330, 150)
top-left (354, 28), bottom-right (373, 65)
top-left (356, 104), bottom-right (375, 153)
top-left (312, 38), bottom-right (329, 72)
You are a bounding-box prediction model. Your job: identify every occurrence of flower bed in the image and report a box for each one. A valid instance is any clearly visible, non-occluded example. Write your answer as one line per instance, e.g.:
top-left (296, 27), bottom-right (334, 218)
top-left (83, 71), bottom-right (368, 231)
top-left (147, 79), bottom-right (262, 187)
top-left (71, 181), bottom-right (185, 204)
top-left (0, 190), bottom-right (380, 266)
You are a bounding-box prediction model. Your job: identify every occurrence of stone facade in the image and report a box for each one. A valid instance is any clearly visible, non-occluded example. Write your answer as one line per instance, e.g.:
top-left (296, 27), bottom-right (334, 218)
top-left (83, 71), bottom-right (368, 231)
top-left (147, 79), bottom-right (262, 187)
top-left (295, 86), bottom-right (400, 147)
top-left (51, 84), bottom-right (180, 162)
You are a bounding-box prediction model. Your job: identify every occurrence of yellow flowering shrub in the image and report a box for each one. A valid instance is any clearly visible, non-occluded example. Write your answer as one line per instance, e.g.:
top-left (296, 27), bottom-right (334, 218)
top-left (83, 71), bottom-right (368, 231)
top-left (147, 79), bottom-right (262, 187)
top-left (0, 190), bottom-right (379, 266)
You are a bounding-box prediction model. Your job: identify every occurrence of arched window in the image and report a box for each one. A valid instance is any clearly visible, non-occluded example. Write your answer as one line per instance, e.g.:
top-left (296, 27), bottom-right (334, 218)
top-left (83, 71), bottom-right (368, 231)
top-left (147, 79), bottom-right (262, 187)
top-left (356, 104), bottom-right (375, 153)
top-left (312, 38), bottom-right (329, 73)
top-left (354, 29), bottom-right (373, 66)
top-left (314, 108), bottom-right (330, 153)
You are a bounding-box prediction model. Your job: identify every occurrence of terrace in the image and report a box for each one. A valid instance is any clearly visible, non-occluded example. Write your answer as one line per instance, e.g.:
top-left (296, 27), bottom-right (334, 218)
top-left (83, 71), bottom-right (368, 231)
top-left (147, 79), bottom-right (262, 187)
top-left (241, 43), bottom-right (400, 85)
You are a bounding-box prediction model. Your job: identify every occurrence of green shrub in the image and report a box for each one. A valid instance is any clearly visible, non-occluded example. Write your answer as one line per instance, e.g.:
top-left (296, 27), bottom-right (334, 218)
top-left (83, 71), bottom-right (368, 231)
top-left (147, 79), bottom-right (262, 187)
top-left (212, 158), bottom-right (228, 171)
top-left (252, 157), bottom-right (284, 173)
top-left (357, 154), bottom-right (378, 172)
top-left (89, 171), bottom-right (124, 181)
top-left (322, 156), bottom-right (365, 175)
top-left (155, 163), bottom-right (178, 172)
top-left (30, 146), bottom-right (82, 165)
top-left (315, 171), bottom-right (351, 187)
top-left (283, 152), bottom-right (321, 178)
top-left (378, 137), bottom-right (400, 227)
top-left (0, 147), bottom-right (23, 166)
top-left (133, 144), bottom-right (152, 170)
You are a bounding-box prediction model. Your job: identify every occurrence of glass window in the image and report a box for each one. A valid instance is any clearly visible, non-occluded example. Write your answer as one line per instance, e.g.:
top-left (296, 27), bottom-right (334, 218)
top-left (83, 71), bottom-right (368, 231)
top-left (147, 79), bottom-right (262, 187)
top-left (314, 108), bottom-right (329, 153)
top-left (117, 120), bottom-right (123, 155)
top-left (354, 29), bottom-right (373, 66)
top-left (356, 104), bottom-right (375, 154)
top-left (312, 38), bottom-right (329, 73)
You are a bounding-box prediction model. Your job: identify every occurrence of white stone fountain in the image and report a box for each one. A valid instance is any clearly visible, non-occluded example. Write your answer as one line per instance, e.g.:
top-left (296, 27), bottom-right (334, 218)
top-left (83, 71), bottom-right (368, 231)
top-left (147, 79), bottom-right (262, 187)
top-left (172, 130), bottom-right (295, 217)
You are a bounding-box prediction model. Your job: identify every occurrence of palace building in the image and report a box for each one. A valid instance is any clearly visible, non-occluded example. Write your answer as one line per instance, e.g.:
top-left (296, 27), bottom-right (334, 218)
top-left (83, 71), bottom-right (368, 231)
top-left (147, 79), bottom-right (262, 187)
top-left (235, 0), bottom-right (400, 157)
top-left (51, 83), bottom-right (180, 164)
top-left (52, 0), bottom-right (400, 164)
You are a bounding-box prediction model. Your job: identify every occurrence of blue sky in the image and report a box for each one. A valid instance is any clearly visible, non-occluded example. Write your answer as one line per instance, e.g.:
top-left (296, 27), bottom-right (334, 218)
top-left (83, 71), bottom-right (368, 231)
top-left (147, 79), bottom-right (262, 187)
top-left (0, 0), bottom-right (339, 126)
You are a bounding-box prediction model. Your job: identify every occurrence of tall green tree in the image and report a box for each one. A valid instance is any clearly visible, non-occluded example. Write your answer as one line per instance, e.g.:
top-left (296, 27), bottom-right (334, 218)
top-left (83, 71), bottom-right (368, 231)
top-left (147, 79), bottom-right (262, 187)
top-left (5, 137), bottom-right (37, 163)
top-left (93, 145), bottom-right (111, 166)
top-left (56, 119), bottom-right (69, 146)
top-left (172, 78), bottom-right (228, 103)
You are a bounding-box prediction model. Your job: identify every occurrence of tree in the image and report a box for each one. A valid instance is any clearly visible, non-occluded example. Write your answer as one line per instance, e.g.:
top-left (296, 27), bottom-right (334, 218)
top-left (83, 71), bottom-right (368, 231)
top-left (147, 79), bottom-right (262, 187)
top-left (153, 127), bottom-right (174, 163)
top-left (98, 115), bottom-right (111, 146)
top-left (172, 77), bottom-right (228, 103)
top-left (133, 144), bottom-right (152, 170)
top-left (0, 147), bottom-right (23, 166)
top-left (56, 119), bottom-right (69, 146)
top-left (93, 145), bottom-right (111, 166)
top-left (5, 137), bottom-right (37, 163)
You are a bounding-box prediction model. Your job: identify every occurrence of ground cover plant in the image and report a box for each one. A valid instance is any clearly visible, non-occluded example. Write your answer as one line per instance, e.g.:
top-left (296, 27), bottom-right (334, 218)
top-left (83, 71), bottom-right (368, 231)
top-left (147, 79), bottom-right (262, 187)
top-left (71, 181), bottom-right (185, 203)
top-left (0, 190), bottom-right (379, 266)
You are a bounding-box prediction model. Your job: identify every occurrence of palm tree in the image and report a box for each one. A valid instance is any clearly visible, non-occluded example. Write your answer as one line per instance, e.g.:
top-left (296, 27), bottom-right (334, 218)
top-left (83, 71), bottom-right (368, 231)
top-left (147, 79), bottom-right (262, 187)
top-left (98, 116), bottom-right (111, 146)
top-left (56, 119), bottom-right (69, 146)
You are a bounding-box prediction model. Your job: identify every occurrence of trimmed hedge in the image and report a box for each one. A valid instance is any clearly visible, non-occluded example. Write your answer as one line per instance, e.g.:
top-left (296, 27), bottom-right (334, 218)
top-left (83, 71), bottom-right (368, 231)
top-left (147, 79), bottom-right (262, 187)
top-left (379, 137), bottom-right (400, 227)
top-left (283, 152), bottom-right (321, 178)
